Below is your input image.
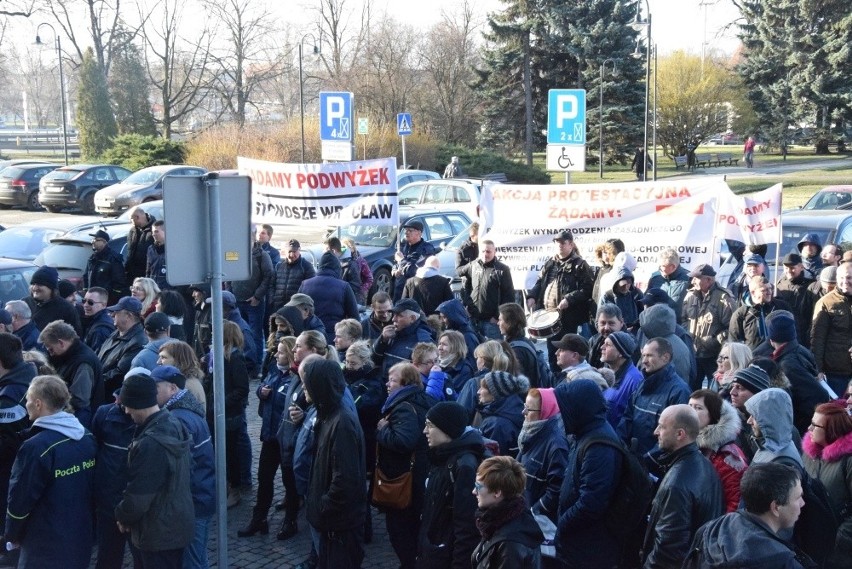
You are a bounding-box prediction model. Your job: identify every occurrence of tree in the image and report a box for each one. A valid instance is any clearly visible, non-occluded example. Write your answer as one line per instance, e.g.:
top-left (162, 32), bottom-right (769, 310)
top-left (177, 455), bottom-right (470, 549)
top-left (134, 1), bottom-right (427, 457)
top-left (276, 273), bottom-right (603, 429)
top-left (109, 28), bottom-right (157, 135)
top-left (315, 0), bottom-right (370, 85)
top-left (41, 0), bottom-right (127, 77)
top-left (76, 47), bottom-right (117, 158)
top-left (0, 0), bottom-right (35, 17)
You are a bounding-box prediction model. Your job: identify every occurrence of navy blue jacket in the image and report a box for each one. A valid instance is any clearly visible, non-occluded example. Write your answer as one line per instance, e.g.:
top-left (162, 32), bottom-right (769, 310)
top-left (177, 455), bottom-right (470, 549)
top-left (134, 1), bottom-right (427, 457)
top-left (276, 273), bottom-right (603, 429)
top-left (601, 266), bottom-right (644, 329)
top-left (146, 242), bottom-right (170, 290)
top-left (0, 361), bottom-right (36, 524)
top-left (297, 254), bottom-right (359, 343)
top-left (13, 321), bottom-right (39, 351)
top-left (393, 238), bottom-right (437, 301)
top-left (373, 317), bottom-right (435, 377)
top-left (258, 365), bottom-right (293, 442)
top-left (479, 394), bottom-right (524, 457)
top-left (165, 390), bottom-right (215, 518)
top-left (225, 306), bottom-right (259, 375)
top-left (647, 264), bottom-right (691, 323)
top-left (555, 380), bottom-right (623, 568)
top-left (91, 402), bottom-right (136, 518)
top-left (6, 417), bottom-right (97, 569)
top-left (82, 309), bottom-right (115, 353)
top-left (436, 299), bottom-right (480, 367)
top-left (517, 416), bottom-right (569, 520)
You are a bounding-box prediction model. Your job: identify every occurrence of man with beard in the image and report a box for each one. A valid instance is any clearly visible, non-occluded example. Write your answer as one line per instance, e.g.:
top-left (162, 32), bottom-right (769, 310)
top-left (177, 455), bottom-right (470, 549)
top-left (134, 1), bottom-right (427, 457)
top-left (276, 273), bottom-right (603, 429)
top-left (22, 266), bottom-right (81, 335)
top-left (360, 291), bottom-right (393, 342)
top-left (587, 303), bottom-right (625, 368)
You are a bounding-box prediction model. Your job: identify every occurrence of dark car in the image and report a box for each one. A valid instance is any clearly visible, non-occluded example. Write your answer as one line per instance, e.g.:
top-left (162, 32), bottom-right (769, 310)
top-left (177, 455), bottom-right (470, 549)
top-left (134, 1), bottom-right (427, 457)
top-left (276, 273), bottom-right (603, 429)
top-left (0, 258), bottom-right (38, 305)
top-left (34, 223), bottom-right (130, 289)
top-left (38, 164), bottom-right (133, 214)
top-left (94, 164), bottom-right (207, 215)
top-left (0, 159), bottom-right (54, 172)
top-left (303, 208), bottom-right (471, 300)
top-left (0, 163), bottom-right (60, 210)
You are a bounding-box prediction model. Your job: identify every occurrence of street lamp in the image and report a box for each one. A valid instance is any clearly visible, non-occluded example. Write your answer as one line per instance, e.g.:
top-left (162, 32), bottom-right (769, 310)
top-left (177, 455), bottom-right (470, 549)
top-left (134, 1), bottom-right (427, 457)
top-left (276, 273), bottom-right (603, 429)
top-left (630, 0), bottom-right (652, 180)
top-left (599, 59), bottom-right (616, 178)
top-left (298, 34), bottom-right (320, 163)
top-left (35, 23), bottom-right (68, 166)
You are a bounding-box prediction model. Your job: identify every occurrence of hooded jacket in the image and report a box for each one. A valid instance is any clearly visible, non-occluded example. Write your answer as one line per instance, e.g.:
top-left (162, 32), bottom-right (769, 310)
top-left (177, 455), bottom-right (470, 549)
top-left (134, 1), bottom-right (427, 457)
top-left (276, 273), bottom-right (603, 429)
top-left (458, 255), bottom-right (515, 322)
top-left (125, 214), bottom-right (154, 281)
top-left (798, 233), bottom-right (824, 280)
top-left (114, 408), bottom-right (195, 551)
top-left (298, 252), bottom-right (359, 343)
top-left (745, 388), bottom-right (802, 466)
top-left (682, 281), bottom-right (734, 358)
top-left (647, 264), bottom-right (691, 322)
top-left (636, 303), bottom-right (697, 387)
top-left (696, 400), bottom-right (749, 513)
top-left (810, 288), bottom-right (852, 377)
top-left (436, 299), bottom-right (480, 364)
top-left (302, 358), bottom-right (366, 532)
top-left (603, 357), bottom-right (644, 428)
top-left (479, 391), bottom-right (525, 457)
top-left (729, 296), bottom-right (793, 350)
top-left (402, 267), bottom-right (453, 315)
top-left (271, 255), bottom-right (316, 310)
top-left (555, 379), bottom-right (624, 568)
top-left (418, 428), bottom-right (485, 569)
top-left (602, 266), bottom-right (644, 329)
top-left (516, 412), bottom-right (568, 521)
top-left (6, 412), bottom-right (97, 569)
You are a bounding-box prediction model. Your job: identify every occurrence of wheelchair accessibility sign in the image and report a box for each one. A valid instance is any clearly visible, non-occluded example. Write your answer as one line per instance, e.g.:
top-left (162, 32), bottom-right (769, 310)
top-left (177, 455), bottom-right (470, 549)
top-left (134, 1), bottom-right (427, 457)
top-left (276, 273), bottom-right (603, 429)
top-left (546, 144), bottom-right (586, 172)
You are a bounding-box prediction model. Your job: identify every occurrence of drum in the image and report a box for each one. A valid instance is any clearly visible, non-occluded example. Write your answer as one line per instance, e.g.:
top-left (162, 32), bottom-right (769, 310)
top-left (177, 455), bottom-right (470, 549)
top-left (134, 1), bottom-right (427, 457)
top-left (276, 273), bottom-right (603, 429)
top-left (527, 310), bottom-right (561, 339)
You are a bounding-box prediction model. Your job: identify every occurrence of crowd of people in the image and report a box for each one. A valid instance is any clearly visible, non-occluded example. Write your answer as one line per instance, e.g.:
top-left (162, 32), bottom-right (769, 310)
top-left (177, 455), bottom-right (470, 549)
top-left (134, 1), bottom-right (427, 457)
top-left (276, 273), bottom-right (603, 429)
top-left (0, 205), bottom-right (849, 569)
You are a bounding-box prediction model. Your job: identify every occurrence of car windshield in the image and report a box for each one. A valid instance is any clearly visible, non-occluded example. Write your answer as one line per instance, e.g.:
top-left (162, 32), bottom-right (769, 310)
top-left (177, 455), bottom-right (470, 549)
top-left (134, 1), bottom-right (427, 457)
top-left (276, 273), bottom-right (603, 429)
top-left (37, 242), bottom-right (93, 270)
top-left (764, 227), bottom-right (831, 262)
top-left (802, 191), bottom-right (852, 210)
top-left (0, 268), bottom-right (35, 305)
top-left (43, 169), bottom-right (82, 181)
top-left (334, 224), bottom-right (398, 248)
top-left (123, 169), bottom-right (164, 185)
top-left (1, 167), bottom-right (25, 179)
top-left (0, 227), bottom-right (64, 260)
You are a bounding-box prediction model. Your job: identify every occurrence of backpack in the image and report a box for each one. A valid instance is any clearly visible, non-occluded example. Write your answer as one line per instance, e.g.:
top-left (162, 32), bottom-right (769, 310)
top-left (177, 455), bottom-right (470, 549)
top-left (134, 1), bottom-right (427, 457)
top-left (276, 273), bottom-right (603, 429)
top-left (575, 435), bottom-right (655, 542)
top-left (510, 339), bottom-right (552, 389)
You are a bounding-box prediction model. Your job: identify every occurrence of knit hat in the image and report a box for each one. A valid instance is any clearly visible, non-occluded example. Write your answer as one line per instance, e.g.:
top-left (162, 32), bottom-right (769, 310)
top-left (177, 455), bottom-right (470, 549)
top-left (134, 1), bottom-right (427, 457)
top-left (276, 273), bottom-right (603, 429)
top-left (426, 401), bottom-right (468, 440)
top-left (766, 310), bottom-right (797, 343)
top-left (732, 365), bottom-right (771, 394)
top-left (30, 266), bottom-right (59, 290)
top-left (537, 388), bottom-right (559, 420)
top-left (820, 266), bottom-right (837, 284)
top-left (119, 375), bottom-right (158, 409)
top-left (482, 370), bottom-right (530, 399)
top-left (607, 331), bottom-right (635, 359)
top-left (57, 279), bottom-right (77, 299)
top-left (150, 365), bottom-right (186, 389)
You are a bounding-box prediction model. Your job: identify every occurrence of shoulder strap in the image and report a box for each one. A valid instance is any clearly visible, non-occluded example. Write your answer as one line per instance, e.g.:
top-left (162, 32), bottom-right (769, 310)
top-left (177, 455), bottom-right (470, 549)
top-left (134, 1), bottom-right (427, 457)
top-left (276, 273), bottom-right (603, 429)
top-left (510, 338), bottom-right (536, 354)
top-left (575, 436), bottom-right (626, 476)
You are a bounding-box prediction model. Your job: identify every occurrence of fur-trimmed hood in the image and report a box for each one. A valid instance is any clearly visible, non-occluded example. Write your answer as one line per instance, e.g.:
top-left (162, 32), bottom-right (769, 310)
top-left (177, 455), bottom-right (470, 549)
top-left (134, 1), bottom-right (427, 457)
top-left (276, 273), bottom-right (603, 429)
top-left (803, 429), bottom-right (852, 463)
top-left (696, 400), bottom-right (741, 453)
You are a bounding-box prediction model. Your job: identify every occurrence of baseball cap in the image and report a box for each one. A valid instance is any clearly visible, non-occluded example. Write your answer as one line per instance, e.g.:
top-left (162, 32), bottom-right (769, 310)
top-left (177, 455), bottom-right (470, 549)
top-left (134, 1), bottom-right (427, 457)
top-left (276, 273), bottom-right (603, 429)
top-left (89, 229), bottom-right (110, 242)
top-left (150, 365), bottom-right (186, 389)
top-left (287, 239), bottom-right (301, 251)
top-left (744, 253), bottom-right (765, 265)
top-left (390, 298), bottom-right (421, 314)
top-left (144, 312), bottom-right (170, 333)
top-left (550, 333), bottom-right (589, 357)
top-left (553, 229), bottom-right (574, 242)
top-left (106, 296), bottom-right (143, 316)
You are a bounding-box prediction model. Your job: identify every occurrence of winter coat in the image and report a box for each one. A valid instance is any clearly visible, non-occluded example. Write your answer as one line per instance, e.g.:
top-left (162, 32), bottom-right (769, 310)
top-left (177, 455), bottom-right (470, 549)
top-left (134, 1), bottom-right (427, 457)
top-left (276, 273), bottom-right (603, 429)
top-left (13, 321), bottom-right (39, 351)
top-left (360, 312), bottom-right (388, 342)
top-left (206, 348), bottom-right (249, 423)
top-left (516, 416), bottom-right (569, 521)
top-left (230, 242), bottom-right (274, 303)
top-left (441, 357), bottom-right (476, 394)
top-left (745, 388), bottom-right (802, 466)
top-left (803, 429), bottom-right (852, 568)
top-left (98, 322), bottom-right (146, 395)
top-left (276, 365), bottom-right (307, 463)
top-left (131, 336), bottom-right (173, 371)
top-left (23, 293), bottom-right (81, 335)
top-left (685, 510), bottom-right (812, 569)
top-left (374, 317), bottom-right (435, 377)
top-left (555, 379), bottom-right (624, 568)
top-left (82, 309), bottom-right (114, 353)
top-left (376, 387), bottom-right (433, 514)
top-left (344, 364), bottom-right (385, 475)
top-left (402, 270), bottom-right (454, 315)
top-left (810, 288), bottom-right (852, 377)
top-left (271, 256), bottom-right (316, 310)
top-left (647, 264), bottom-right (692, 322)
top-left (257, 366), bottom-right (292, 442)
top-left (506, 333), bottom-right (547, 389)
top-left (471, 505), bottom-right (543, 569)
top-left (164, 390), bottom-right (216, 518)
top-left (84, 246), bottom-right (128, 302)
top-left (753, 340), bottom-right (830, 435)
top-left (729, 297), bottom-right (793, 350)
top-left (617, 362), bottom-right (691, 457)
top-left (261, 241), bottom-right (280, 267)
top-left (393, 238), bottom-right (437, 301)
top-left (5, 414), bottom-right (97, 569)
top-left (602, 266), bottom-right (644, 329)
top-left (50, 337), bottom-right (104, 428)
top-left (114, 408), bottom-right (195, 551)
top-left (455, 238), bottom-right (478, 271)
top-left (298, 253), bottom-right (359, 343)
top-left (337, 251), bottom-right (363, 301)
top-left (776, 274), bottom-right (817, 347)
top-left (225, 306), bottom-right (260, 375)
top-left (0, 360), bottom-right (35, 491)
top-left (636, 303), bottom-right (697, 388)
top-left (528, 251), bottom-right (594, 334)
top-left (603, 358), bottom-right (644, 428)
top-left (458, 257), bottom-right (515, 322)
top-left (146, 242), bottom-right (170, 290)
top-left (696, 400), bottom-right (749, 513)
top-left (91, 403), bottom-right (136, 518)
top-left (642, 443), bottom-right (724, 569)
top-left (417, 428), bottom-right (485, 569)
top-left (436, 299), bottom-right (479, 365)
top-left (125, 216), bottom-right (154, 282)
top-left (302, 359), bottom-right (366, 532)
top-left (479, 394), bottom-right (525, 457)
top-left (682, 282), bottom-right (734, 358)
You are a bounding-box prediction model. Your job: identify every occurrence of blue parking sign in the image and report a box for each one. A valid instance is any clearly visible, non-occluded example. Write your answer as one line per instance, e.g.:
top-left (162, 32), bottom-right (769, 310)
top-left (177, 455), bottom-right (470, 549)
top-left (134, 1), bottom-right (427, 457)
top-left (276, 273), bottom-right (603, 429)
top-left (547, 89), bottom-right (586, 145)
top-left (319, 92), bottom-right (354, 142)
top-left (397, 113), bottom-right (412, 136)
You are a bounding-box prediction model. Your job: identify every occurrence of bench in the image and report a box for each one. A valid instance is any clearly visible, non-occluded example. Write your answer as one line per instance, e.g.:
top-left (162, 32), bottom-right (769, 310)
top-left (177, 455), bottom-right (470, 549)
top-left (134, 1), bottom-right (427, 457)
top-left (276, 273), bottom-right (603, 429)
top-left (694, 153), bottom-right (712, 168)
top-left (674, 155), bottom-right (688, 169)
top-left (716, 152), bottom-right (739, 166)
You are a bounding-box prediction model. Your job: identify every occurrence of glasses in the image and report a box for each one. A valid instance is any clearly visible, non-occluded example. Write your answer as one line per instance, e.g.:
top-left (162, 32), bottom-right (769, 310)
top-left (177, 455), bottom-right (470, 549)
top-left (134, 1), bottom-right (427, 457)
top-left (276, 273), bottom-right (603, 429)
top-left (809, 422), bottom-right (826, 430)
top-left (130, 286), bottom-right (144, 292)
top-left (522, 406), bottom-right (541, 414)
top-left (473, 481), bottom-right (485, 493)
top-left (83, 299), bottom-right (102, 306)
top-left (716, 355), bottom-right (730, 363)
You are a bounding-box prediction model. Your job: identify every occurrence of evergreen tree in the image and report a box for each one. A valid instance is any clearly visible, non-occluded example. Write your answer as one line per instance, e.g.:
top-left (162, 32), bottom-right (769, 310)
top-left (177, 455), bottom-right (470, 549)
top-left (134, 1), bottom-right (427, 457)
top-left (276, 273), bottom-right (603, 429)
top-left (110, 30), bottom-right (157, 136)
top-left (77, 48), bottom-right (118, 159)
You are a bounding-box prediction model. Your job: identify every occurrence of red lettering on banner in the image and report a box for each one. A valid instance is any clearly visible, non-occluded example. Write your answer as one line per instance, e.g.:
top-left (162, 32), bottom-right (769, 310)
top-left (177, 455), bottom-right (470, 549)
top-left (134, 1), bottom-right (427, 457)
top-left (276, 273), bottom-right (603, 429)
top-left (656, 203), bottom-right (704, 215)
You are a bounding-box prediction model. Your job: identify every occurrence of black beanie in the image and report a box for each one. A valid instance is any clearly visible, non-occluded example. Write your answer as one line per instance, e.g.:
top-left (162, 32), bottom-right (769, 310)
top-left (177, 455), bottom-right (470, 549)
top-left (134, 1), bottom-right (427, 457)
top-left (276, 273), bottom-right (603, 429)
top-left (426, 401), bottom-right (468, 440)
top-left (119, 375), bottom-right (158, 409)
top-left (732, 365), bottom-right (771, 394)
top-left (30, 266), bottom-right (59, 290)
top-left (767, 311), bottom-right (797, 344)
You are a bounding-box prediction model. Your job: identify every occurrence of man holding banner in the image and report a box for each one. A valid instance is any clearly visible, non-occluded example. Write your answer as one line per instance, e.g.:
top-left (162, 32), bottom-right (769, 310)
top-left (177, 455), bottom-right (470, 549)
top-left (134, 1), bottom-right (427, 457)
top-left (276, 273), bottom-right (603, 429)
top-left (392, 220), bottom-right (436, 302)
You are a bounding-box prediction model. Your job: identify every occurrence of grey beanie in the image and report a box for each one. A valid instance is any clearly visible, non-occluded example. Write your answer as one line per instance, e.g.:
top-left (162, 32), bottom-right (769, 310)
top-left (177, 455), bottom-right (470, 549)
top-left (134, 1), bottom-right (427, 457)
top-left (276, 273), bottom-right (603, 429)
top-left (482, 370), bottom-right (530, 399)
top-left (607, 331), bottom-right (636, 360)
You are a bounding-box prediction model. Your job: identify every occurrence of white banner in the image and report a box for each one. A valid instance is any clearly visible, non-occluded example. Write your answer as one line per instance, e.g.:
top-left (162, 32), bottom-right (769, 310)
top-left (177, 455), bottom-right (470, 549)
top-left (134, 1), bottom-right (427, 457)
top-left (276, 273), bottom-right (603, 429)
top-left (714, 183), bottom-right (782, 245)
top-left (237, 157), bottom-right (398, 226)
top-left (480, 178), bottom-right (727, 290)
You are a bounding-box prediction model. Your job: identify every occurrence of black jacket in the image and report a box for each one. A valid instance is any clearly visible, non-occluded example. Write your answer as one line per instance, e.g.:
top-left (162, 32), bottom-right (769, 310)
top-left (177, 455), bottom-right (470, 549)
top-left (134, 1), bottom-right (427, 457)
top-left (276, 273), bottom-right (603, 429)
top-left (12, 321), bottom-right (39, 351)
top-left (642, 443), bottom-right (724, 568)
top-left (50, 338), bottom-right (103, 427)
top-left (393, 238), bottom-right (437, 301)
top-left (458, 257), bottom-right (515, 321)
top-left (146, 242), bottom-right (170, 290)
top-left (729, 298), bottom-right (793, 349)
top-left (775, 275), bottom-right (817, 347)
top-left (114, 408), bottom-right (195, 551)
top-left (302, 358), bottom-right (366, 532)
top-left (344, 364), bottom-right (385, 476)
top-left (455, 238), bottom-right (478, 271)
top-left (528, 252), bottom-right (594, 333)
top-left (23, 293), bottom-right (82, 335)
top-left (84, 246), bottom-right (128, 303)
top-left (402, 273), bottom-right (454, 315)
top-left (91, 403), bottom-right (136, 518)
top-left (271, 256), bottom-right (316, 310)
top-left (125, 216), bottom-right (154, 282)
top-left (471, 505), bottom-right (543, 569)
top-left (82, 309), bottom-right (115, 353)
top-left (230, 242), bottom-right (274, 302)
top-left (98, 322), bottom-right (146, 395)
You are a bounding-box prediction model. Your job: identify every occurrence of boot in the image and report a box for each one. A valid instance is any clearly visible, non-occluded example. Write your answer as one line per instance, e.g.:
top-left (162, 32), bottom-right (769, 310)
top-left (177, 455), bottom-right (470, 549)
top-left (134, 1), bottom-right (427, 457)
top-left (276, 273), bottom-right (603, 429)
top-left (227, 487), bottom-right (241, 508)
top-left (237, 517), bottom-right (269, 537)
top-left (276, 518), bottom-right (298, 540)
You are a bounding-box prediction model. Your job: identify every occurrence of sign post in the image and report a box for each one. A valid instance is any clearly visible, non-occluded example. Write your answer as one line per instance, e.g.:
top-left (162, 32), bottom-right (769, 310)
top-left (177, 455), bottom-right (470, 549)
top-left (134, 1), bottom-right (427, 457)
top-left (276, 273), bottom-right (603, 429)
top-left (546, 89), bottom-right (587, 182)
top-left (319, 91), bottom-right (354, 161)
top-left (397, 112), bottom-right (412, 168)
top-left (358, 117), bottom-right (369, 160)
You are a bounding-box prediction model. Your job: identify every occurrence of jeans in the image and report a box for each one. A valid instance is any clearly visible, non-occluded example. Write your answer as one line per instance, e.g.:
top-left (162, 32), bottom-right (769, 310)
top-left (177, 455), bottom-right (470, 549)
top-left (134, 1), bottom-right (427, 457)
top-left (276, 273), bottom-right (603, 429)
top-left (253, 439), bottom-right (283, 519)
top-left (95, 511), bottom-right (132, 569)
top-left (474, 319), bottom-right (501, 341)
top-left (183, 516), bottom-right (210, 569)
top-left (236, 414), bottom-right (253, 487)
top-left (238, 300), bottom-right (265, 373)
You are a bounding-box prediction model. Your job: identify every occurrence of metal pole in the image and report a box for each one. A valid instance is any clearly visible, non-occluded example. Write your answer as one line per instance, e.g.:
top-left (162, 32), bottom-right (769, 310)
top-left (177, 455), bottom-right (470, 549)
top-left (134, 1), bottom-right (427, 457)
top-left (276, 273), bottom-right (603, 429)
top-left (652, 45), bottom-right (657, 181)
top-left (56, 36), bottom-right (68, 165)
top-left (205, 172), bottom-right (228, 569)
top-left (401, 135), bottom-right (407, 170)
top-left (298, 42), bottom-right (305, 163)
top-left (643, 16), bottom-right (651, 182)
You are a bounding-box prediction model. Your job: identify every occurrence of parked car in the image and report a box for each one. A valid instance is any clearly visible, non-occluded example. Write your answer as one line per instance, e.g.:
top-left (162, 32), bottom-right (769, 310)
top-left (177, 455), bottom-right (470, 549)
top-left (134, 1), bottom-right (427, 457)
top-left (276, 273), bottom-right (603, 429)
top-left (116, 200), bottom-right (163, 222)
top-left (800, 185), bottom-right (852, 211)
top-left (0, 159), bottom-right (54, 172)
top-left (0, 163), bottom-right (60, 210)
top-left (397, 178), bottom-right (483, 222)
top-left (303, 208), bottom-right (471, 300)
top-left (396, 168), bottom-right (440, 187)
top-left (0, 258), bottom-right (38, 305)
top-left (35, 223), bottom-right (130, 289)
top-left (39, 163), bottom-right (133, 214)
top-left (94, 164), bottom-right (207, 215)
top-left (0, 216), bottom-right (123, 262)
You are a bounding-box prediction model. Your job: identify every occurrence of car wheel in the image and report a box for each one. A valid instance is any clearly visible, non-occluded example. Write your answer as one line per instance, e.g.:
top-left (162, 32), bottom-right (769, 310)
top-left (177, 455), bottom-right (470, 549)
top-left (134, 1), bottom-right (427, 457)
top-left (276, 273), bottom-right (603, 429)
top-left (370, 267), bottom-right (392, 302)
top-left (81, 193), bottom-right (96, 215)
top-left (46, 205), bottom-right (63, 214)
top-left (26, 191), bottom-right (41, 211)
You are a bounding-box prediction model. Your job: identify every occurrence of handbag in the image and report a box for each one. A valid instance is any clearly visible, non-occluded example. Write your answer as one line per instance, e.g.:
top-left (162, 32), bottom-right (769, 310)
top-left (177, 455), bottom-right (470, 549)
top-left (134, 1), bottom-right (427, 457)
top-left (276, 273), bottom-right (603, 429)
top-left (371, 447), bottom-right (415, 510)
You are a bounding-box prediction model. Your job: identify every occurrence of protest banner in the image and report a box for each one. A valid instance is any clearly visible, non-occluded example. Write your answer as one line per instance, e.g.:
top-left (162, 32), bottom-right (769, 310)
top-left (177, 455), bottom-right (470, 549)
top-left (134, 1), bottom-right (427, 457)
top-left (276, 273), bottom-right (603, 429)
top-left (237, 156), bottom-right (398, 226)
top-left (479, 177), bottom-right (727, 290)
top-left (714, 183), bottom-right (782, 245)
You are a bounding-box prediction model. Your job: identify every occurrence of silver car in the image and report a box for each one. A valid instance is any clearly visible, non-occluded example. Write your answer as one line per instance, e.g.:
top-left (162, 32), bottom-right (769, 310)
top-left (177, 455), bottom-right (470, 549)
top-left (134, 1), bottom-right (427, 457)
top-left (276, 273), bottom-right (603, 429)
top-left (94, 164), bottom-right (206, 216)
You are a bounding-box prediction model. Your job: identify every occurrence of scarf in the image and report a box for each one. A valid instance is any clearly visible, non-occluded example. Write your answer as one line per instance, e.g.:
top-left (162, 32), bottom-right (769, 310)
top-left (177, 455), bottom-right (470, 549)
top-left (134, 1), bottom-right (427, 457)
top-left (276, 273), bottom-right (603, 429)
top-left (381, 385), bottom-right (419, 414)
top-left (475, 495), bottom-right (527, 541)
top-left (517, 419), bottom-right (548, 456)
top-left (165, 388), bottom-right (188, 409)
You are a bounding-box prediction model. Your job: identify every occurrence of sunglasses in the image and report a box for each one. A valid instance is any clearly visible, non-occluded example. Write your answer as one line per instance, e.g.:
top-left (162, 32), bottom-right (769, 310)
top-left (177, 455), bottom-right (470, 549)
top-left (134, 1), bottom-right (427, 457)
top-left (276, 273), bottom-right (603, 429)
top-left (83, 299), bottom-right (102, 306)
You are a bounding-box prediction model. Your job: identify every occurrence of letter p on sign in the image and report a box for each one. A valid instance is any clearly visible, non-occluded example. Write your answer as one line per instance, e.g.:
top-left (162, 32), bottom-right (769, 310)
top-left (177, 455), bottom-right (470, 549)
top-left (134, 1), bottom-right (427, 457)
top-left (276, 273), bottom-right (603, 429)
top-left (326, 96), bottom-right (345, 126)
top-left (555, 94), bottom-right (578, 127)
